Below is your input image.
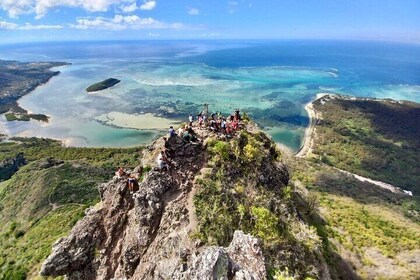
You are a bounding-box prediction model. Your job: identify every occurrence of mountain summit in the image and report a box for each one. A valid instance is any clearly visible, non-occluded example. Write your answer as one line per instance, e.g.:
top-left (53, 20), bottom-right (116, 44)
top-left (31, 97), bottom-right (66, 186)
top-left (39, 122), bottom-right (333, 279)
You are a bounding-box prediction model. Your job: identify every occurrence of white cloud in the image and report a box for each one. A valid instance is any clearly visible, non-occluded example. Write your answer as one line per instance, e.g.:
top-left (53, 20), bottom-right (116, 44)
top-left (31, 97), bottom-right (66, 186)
top-left (120, 2), bottom-right (138, 13)
top-left (0, 20), bottom-right (62, 30)
top-left (0, 20), bottom-right (18, 30)
top-left (70, 15), bottom-right (184, 30)
top-left (0, 0), bottom-right (137, 18)
top-left (20, 23), bottom-right (62, 30)
top-left (188, 8), bottom-right (199, 16)
top-left (140, 0), bottom-right (156, 11)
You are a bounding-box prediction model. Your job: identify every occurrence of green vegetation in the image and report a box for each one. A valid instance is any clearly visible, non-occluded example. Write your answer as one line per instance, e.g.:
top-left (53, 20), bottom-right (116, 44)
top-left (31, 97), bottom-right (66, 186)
top-left (302, 96), bottom-right (420, 279)
top-left (1, 96), bottom-right (419, 279)
top-left (194, 131), bottom-right (325, 279)
top-left (86, 78), bottom-right (121, 92)
top-left (4, 112), bottom-right (22, 121)
top-left (311, 97), bottom-right (420, 192)
top-left (0, 60), bottom-right (69, 114)
top-left (0, 137), bottom-right (142, 176)
top-left (5, 112), bottom-right (49, 122)
top-left (288, 154), bottom-right (420, 279)
top-left (0, 136), bottom-right (143, 279)
top-left (0, 205), bottom-right (84, 279)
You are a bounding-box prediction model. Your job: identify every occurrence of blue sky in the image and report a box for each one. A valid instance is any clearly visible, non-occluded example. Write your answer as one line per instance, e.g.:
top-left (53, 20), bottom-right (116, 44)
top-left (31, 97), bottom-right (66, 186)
top-left (0, 0), bottom-right (419, 43)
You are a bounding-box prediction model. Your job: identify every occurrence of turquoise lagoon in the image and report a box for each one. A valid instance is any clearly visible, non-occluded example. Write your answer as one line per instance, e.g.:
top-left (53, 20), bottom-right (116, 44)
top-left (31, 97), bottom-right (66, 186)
top-left (0, 40), bottom-right (419, 150)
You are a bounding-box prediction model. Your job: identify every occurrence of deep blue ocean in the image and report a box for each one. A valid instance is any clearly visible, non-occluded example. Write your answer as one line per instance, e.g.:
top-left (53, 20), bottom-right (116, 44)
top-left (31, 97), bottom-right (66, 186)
top-left (0, 40), bottom-right (419, 149)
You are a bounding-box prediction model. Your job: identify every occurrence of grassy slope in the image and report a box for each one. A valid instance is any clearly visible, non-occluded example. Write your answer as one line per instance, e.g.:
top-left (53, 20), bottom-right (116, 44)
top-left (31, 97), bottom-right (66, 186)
top-left (311, 97), bottom-right (420, 192)
top-left (301, 97), bottom-right (420, 278)
top-left (0, 137), bottom-right (142, 170)
top-left (289, 154), bottom-right (420, 280)
top-left (0, 138), bottom-right (143, 279)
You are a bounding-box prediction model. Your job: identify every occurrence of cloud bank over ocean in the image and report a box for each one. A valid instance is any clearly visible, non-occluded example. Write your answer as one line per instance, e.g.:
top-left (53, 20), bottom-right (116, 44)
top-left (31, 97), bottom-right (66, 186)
top-left (0, 0), bottom-right (418, 43)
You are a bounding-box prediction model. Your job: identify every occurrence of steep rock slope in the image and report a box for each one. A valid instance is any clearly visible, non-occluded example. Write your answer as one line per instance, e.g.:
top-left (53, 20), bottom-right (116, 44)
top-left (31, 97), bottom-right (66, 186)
top-left (40, 125), bottom-right (331, 279)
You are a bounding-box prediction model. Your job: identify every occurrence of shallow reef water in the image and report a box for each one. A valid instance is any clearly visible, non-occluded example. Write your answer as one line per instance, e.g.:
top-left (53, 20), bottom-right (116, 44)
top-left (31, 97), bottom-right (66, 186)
top-left (0, 40), bottom-right (419, 150)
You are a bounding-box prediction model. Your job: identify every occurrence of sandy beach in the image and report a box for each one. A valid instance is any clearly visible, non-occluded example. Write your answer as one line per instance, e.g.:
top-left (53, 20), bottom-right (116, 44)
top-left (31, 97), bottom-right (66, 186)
top-left (295, 93), bottom-right (329, 157)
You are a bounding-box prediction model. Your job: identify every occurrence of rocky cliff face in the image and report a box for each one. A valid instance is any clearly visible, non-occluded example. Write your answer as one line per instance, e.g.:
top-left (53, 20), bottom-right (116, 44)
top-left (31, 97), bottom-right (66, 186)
top-left (39, 126), bottom-right (304, 279)
top-left (0, 152), bottom-right (26, 181)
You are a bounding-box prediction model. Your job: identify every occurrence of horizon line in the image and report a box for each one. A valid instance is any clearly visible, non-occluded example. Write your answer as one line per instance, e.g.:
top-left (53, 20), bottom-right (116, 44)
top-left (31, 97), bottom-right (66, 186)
top-left (1, 37), bottom-right (419, 47)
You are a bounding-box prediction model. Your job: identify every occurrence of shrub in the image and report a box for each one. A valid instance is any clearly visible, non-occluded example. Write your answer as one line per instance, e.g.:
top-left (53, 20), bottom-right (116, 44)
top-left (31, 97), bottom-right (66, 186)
top-left (208, 140), bottom-right (231, 161)
top-left (13, 229), bottom-right (25, 239)
top-left (250, 206), bottom-right (279, 243)
top-left (270, 267), bottom-right (295, 280)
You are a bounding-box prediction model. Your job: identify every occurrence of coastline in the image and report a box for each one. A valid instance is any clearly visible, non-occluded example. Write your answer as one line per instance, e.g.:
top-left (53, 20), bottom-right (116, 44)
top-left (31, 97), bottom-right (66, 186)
top-left (296, 93), bottom-right (416, 196)
top-left (295, 93), bottom-right (329, 157)
top-left (0, 60), bottom-right (70, 115)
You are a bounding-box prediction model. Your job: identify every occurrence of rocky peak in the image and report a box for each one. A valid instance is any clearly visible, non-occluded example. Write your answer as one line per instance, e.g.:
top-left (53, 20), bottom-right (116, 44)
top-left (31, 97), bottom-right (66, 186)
top-left (40, 124), bottom-right (289, 279)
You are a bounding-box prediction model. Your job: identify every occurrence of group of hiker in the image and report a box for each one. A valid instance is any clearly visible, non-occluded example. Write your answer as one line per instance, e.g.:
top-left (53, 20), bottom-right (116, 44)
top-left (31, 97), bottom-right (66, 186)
top-left (191, 109), bottom-right (242, 135)
top-left (115, 108), bottom-right (243, 193)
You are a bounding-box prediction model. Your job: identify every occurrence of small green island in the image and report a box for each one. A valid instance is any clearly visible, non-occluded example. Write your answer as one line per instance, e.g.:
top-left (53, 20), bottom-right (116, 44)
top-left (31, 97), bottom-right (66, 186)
top-left (86, 78), bottom-right (121, 92)
top-left (5, 112), bottom-right (49, 123)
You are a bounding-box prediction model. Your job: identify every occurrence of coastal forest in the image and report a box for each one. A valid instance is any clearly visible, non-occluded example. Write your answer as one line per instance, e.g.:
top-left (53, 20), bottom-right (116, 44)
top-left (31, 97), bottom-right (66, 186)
top-left (311, 96), bottom-right (420, 192)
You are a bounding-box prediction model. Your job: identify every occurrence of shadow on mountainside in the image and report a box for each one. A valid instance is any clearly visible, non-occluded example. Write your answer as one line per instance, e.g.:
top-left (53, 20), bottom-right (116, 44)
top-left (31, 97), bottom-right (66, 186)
top-left (315, 171), bottom-right (409, 206)
top-left (313, 97), bottom-right (420, 192)
top-left (342, 100), bottom-right (420, 145)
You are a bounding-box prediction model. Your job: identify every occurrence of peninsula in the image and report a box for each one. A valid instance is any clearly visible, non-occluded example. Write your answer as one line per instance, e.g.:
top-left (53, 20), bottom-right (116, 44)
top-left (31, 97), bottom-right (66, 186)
top-left (0, 59), bottom-right (70, 122)
top-left (299, 94), bottom-right (420, 193)
top-left (86, 78), bottom-right (120, 92)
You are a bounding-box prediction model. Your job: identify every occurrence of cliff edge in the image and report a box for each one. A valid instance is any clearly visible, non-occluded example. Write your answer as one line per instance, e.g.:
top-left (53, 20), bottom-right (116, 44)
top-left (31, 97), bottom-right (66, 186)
top-left (40, 123), bottom-right (330, 279)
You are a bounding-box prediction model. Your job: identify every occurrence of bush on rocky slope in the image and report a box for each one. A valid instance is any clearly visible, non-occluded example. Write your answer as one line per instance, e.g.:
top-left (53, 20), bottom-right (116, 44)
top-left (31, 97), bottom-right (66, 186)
top-left (194, 131), bottom-right (329, 279)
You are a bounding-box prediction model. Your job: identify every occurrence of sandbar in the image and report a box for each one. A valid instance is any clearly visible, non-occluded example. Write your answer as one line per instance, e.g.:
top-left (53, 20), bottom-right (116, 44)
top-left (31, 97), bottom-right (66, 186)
top-left (96, 112), bottom-right (181, 130)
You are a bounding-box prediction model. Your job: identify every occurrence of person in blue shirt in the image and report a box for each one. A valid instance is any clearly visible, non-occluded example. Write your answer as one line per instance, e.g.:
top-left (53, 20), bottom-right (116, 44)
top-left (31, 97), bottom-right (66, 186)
top-left (168, 126), bottom-right (176, 137)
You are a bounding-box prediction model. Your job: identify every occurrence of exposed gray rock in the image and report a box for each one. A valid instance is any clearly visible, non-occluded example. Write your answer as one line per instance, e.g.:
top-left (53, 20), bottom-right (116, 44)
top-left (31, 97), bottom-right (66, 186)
top-left (189, 247), bottom-right (231, 280)
top-left (233, 270), bottom-right (255, 280)
top-left (40, 129), bottom-right (286, 280)
top-left (0, 152), bottom-right (26, 180)
top-left (40, 208), bottom-right (103, 279)
top-left (227, 231), bottom-right (266, 280)
top-left (173, 230), bottom-right (266, 280)
top-left (40, 134), bottom-right (210, 279)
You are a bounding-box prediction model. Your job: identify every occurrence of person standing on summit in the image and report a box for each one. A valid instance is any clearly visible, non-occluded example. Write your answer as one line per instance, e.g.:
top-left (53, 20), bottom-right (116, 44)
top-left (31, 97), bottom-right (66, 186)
top-left (168, 126), bottom-right (176, 137)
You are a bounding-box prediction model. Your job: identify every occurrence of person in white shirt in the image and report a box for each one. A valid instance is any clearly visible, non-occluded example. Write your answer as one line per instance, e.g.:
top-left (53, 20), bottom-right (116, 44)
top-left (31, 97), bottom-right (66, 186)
top-left (156, 151), bottom-right (169, 171)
